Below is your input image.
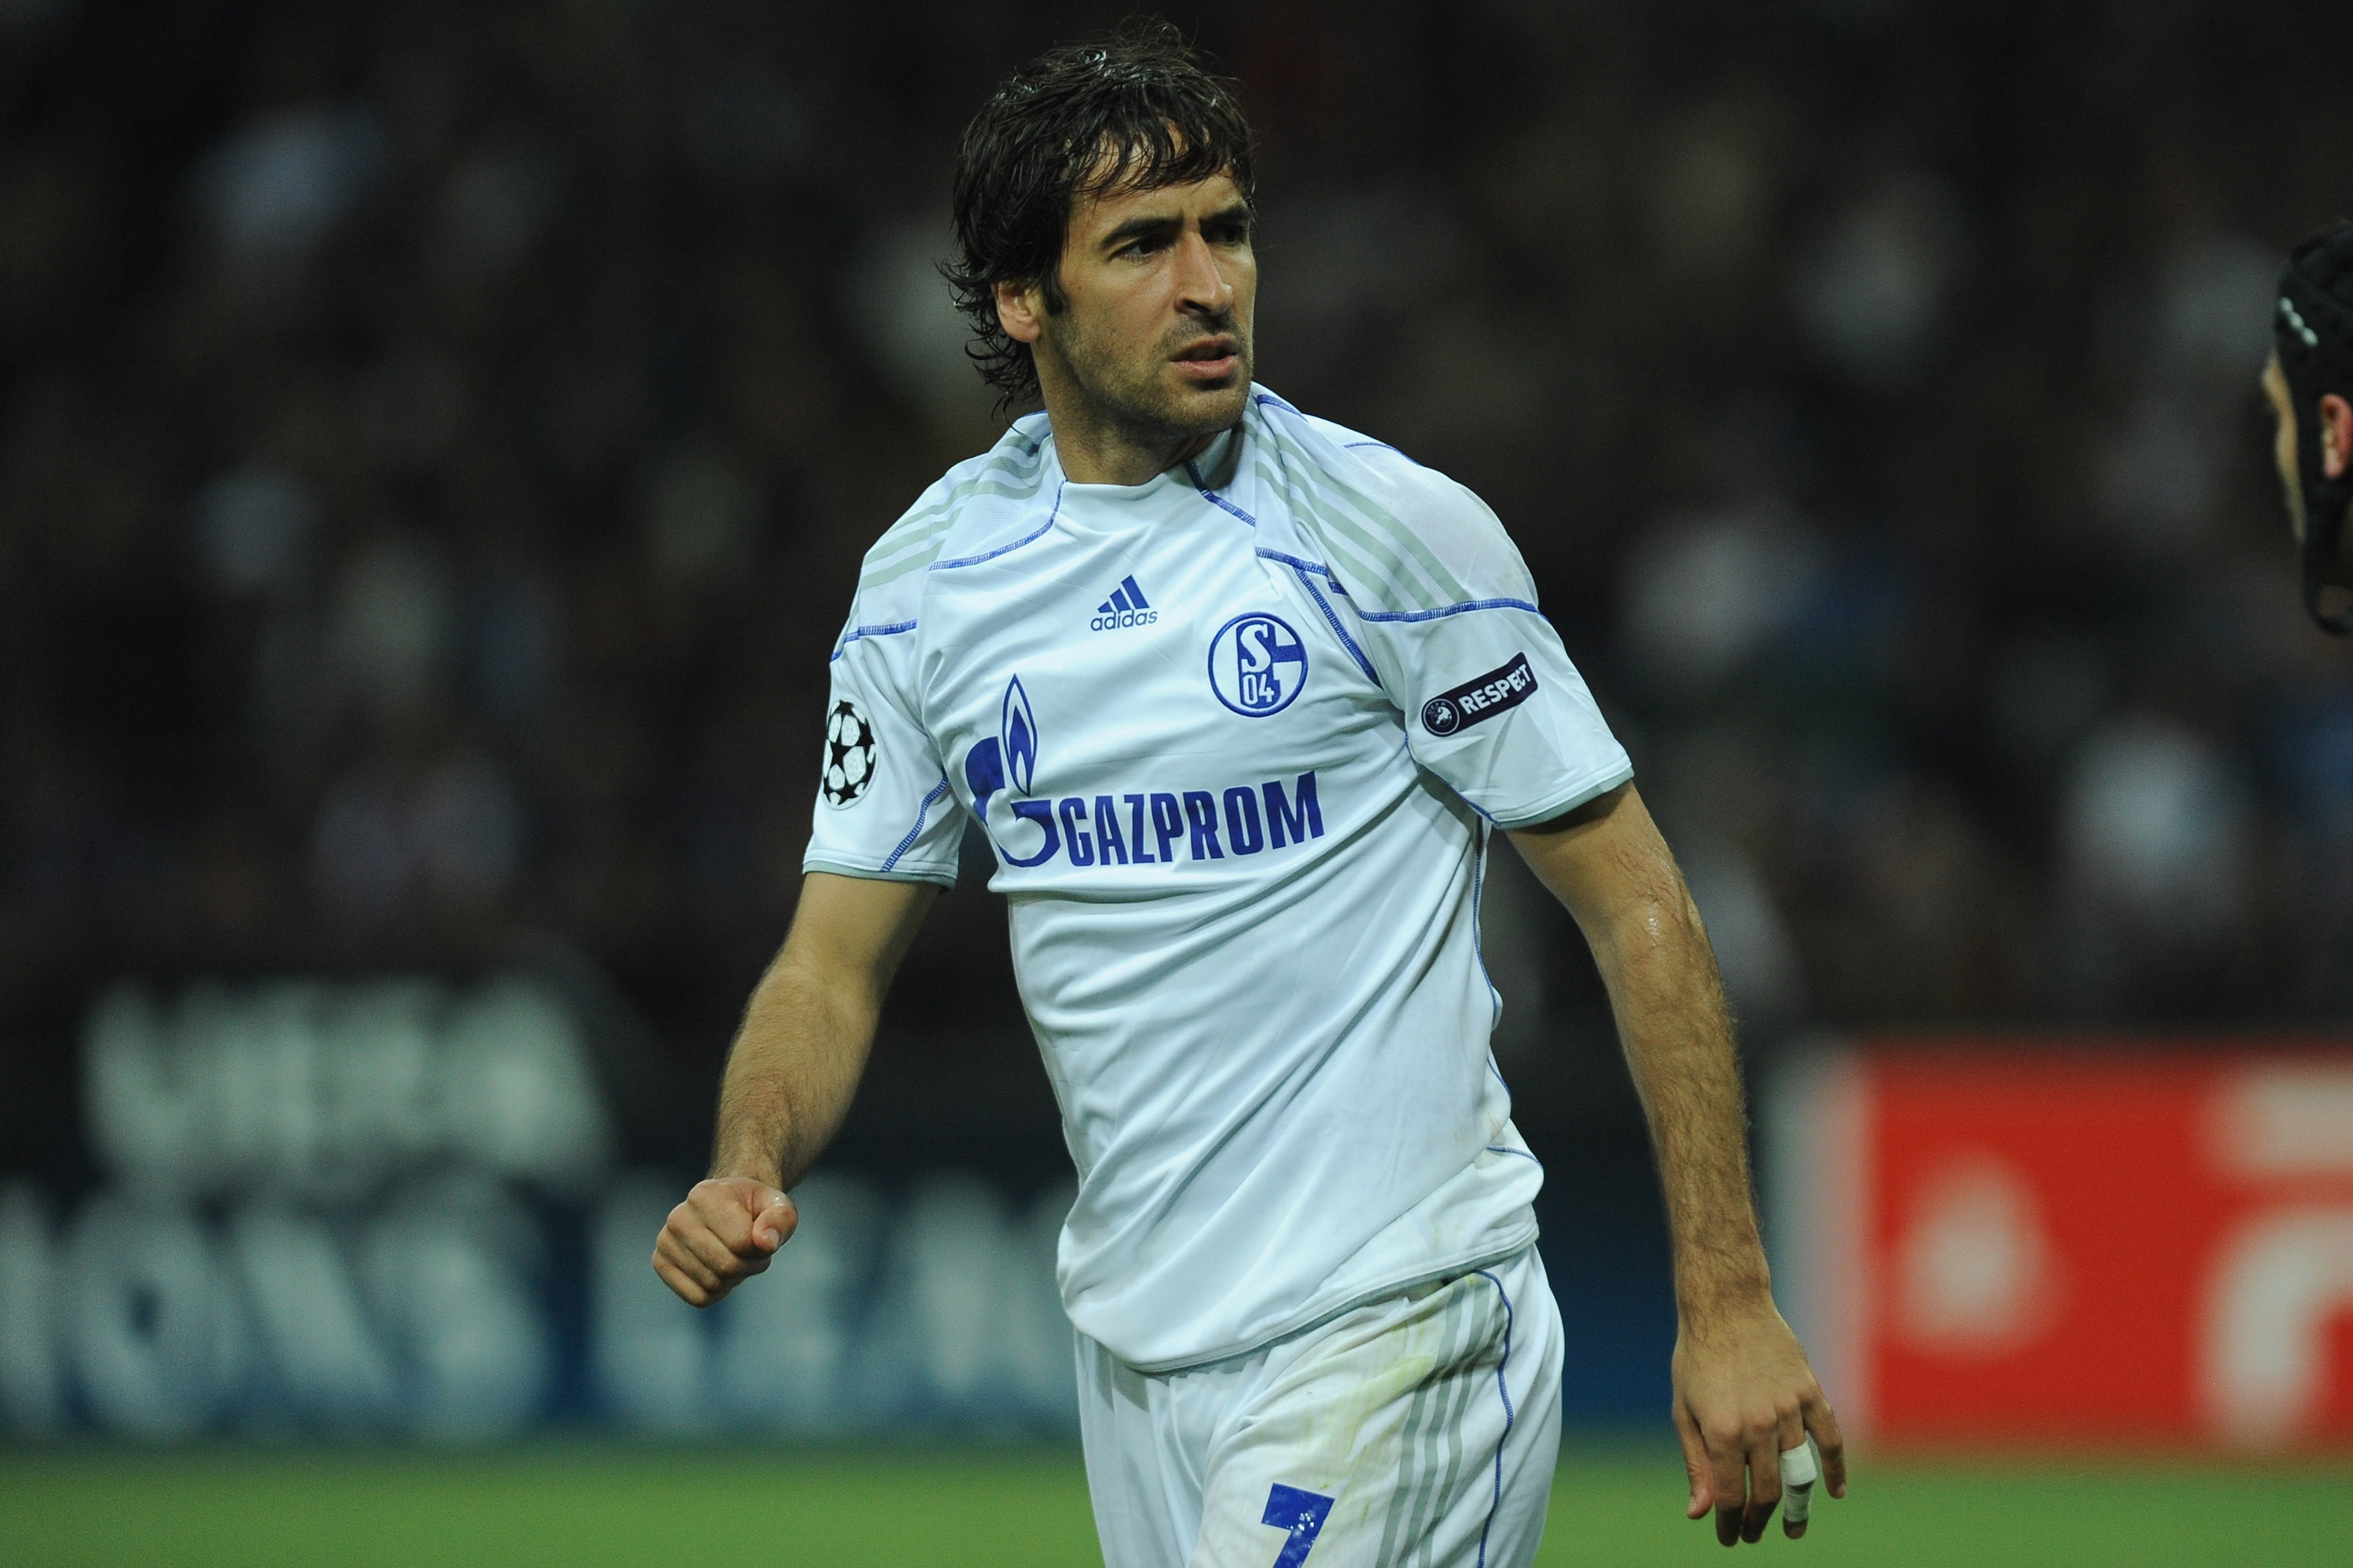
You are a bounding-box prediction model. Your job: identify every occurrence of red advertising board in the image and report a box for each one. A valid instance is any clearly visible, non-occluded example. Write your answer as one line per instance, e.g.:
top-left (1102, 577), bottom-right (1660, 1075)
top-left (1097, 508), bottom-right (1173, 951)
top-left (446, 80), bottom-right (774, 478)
top-left (1768, 1044), bottom-right (2353, 1448)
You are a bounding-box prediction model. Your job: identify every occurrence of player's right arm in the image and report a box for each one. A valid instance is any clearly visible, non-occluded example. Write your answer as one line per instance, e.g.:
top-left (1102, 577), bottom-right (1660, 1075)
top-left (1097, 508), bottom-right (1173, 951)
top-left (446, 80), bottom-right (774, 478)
top-left (661, 464), bottom-right (968, 1306)
top-left (652, 871), bottom-right (938, 1308)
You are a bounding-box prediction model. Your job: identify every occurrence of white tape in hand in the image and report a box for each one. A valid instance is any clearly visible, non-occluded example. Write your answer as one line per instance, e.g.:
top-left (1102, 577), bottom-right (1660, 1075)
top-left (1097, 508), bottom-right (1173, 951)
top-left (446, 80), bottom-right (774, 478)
top-left (1778, 1435), bottom-right (1820, 1526)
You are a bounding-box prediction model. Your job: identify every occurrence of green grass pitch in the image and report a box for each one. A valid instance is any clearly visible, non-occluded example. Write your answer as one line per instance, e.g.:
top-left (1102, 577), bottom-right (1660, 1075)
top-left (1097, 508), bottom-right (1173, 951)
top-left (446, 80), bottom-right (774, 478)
top-left (1, 1442), bottom-right (2344, 1566)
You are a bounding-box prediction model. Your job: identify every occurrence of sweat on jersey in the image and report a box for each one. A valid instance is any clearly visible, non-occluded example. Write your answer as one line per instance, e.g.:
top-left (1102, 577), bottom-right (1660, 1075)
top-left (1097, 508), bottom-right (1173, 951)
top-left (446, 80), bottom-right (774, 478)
top-left (806, 387), bottom-right (1632, 1373)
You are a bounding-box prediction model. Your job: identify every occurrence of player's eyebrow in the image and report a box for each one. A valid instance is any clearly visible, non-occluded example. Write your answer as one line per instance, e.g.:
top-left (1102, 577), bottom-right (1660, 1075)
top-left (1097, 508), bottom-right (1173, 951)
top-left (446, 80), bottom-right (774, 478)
top-left (1096, 202), bottom-right (1253, 253)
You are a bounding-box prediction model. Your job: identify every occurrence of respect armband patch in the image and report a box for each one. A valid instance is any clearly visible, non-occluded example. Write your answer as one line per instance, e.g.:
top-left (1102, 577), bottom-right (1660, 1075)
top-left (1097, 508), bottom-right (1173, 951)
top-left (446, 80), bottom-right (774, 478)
top-left (1420, 653), bottom-right (1537, 737)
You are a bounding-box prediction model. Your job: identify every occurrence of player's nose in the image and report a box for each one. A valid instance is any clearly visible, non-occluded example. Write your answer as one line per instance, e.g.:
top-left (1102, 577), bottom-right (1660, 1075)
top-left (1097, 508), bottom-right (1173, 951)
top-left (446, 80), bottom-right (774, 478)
top-left (1171, 227), bottom-right (1235, 311)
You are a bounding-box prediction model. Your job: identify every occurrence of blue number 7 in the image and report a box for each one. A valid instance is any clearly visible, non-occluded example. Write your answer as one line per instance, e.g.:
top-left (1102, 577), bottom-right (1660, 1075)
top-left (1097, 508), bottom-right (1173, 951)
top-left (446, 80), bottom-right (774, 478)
top-left (1262, 1483), bottom-right (1335, 1567)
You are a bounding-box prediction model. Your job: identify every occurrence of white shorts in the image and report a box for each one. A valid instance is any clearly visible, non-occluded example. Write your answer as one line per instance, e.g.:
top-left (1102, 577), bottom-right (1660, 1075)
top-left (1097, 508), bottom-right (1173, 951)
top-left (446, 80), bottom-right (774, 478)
top-left (1076, 1244), bottom-right (1563, 1568)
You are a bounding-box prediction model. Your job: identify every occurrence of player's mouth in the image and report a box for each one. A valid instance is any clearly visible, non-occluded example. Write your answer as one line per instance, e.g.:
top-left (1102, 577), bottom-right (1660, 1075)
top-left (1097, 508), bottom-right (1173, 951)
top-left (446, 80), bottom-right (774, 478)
top-left (1171, 335), bottom-right (1242, 382)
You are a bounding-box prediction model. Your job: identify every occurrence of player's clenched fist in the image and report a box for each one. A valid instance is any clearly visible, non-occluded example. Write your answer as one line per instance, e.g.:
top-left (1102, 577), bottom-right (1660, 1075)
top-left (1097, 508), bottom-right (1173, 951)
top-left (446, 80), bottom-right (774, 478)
top-left (1671, 1301), bottom-right (1846, 1547)
top-left (652, 1177), bottom-right (798, 1308)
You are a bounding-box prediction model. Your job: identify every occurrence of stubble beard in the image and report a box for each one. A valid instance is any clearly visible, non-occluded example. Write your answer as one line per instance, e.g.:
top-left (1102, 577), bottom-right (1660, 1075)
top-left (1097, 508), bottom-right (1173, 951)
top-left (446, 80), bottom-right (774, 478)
top-left (1046, 312), bottom-right (1253, 451)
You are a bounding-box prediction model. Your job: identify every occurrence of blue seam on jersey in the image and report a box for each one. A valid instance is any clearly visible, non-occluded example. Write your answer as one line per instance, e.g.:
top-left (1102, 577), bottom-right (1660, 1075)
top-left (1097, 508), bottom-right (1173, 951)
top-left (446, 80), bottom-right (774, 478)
top-left (929, 481), bottom-right (1064, 571)
top-left (1474, 1268), bottom-right (1518, 1568)
top-left (1484, 1145), bottom-right (1543, 1166)
top-left (1488, 1059), bottom-right (1511, 1091)
top-left (1255, 547), bottom-right (1329, 577)
top-left (1344, 438), bottom-right (1404, 455)
top-left (1357, 596), bottom-right (1540, 624)
top-left (1253, 391), bottom-right (1303, 416)
top-left (1473, 822), bottom-right (1502, 1031)
top-left (1186, 460), bottom-right (1259, 529)
top-left (880, 778), bottom-right (953, 872)
top-left (1289, 563), bottom-right (1380, 686)
top-left (830, 619), bottom-right (918, 660)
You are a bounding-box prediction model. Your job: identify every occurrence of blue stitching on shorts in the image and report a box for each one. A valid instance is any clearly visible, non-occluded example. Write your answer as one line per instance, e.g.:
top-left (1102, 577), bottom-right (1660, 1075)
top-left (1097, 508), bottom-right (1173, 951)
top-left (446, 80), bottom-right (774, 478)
top-left (1474, 1268), bottom-right (1517, 1568)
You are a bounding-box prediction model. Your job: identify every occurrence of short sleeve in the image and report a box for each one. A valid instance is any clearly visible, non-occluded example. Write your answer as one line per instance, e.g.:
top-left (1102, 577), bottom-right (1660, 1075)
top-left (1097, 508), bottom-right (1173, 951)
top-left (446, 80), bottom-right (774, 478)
top-left (802, 624), bottom-right (962, 886)
top-left (1325, 461), bottom-right (1632, 828)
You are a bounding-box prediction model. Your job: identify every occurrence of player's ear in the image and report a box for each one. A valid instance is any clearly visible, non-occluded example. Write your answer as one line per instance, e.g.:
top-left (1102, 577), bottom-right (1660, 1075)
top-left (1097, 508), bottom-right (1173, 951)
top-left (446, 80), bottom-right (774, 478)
top-left (995, 277), bottom-right (1046, 345)
top-left (2321, 393), bottom-right (2353, 481)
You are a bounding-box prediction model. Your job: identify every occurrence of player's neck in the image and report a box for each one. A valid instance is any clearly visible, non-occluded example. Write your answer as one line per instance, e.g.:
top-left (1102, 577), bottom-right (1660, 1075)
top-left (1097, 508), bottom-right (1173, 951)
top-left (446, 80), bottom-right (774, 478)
top-left (1038, 382), bottom-right (1229, 486)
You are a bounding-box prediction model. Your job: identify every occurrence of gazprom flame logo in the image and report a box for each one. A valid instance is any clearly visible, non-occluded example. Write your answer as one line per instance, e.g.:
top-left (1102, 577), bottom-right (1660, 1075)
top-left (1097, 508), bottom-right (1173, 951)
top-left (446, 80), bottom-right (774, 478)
top-left (964, 675), bottom-right (1057, 866)
top-left (960, 668), bottom-right (1329, 873)
top-left (1002, 677), bottom-right (1038, 796)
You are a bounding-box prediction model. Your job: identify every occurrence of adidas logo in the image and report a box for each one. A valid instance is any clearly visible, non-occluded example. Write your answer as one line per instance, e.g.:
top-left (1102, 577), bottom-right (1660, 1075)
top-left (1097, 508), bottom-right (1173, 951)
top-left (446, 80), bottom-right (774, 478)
top-left (1090, 574), bottom-right (1158, 631)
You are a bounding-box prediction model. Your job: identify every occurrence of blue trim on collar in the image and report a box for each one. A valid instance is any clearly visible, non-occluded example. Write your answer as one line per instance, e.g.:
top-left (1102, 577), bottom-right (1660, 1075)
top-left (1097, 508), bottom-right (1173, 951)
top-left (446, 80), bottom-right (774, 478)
top-left (930, 481), bottom-right (1064, 571)
top-left (1186, 459), bottom-right (1258, 528)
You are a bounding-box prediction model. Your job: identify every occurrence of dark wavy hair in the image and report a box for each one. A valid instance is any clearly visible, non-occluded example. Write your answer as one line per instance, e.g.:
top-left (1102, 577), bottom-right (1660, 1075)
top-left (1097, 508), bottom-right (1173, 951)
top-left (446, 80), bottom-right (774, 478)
top-left (2277, 218), bottom-right (2353, 630)
top-left (944, 20), bottom-right (1256, 407)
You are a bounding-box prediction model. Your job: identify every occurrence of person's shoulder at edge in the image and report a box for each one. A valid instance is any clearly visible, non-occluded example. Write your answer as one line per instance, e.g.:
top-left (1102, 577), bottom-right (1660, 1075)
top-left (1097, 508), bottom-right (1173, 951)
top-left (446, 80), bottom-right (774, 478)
top-left (834, 413), bottom-right (1059, 648)
top-left (1245, 388), bottom-right (1538, 618)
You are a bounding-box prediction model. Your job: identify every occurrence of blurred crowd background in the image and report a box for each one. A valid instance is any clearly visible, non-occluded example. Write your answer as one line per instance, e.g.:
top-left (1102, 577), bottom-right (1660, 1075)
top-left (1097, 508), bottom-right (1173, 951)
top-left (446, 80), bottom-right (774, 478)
top-left (4, 0), bottom-right (2353, 1437)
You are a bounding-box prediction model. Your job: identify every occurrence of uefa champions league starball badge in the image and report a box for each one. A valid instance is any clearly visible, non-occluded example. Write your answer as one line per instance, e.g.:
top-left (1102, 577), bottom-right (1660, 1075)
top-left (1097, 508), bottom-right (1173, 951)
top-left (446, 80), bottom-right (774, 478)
top-left (821, 698), bottom-right (877, 807)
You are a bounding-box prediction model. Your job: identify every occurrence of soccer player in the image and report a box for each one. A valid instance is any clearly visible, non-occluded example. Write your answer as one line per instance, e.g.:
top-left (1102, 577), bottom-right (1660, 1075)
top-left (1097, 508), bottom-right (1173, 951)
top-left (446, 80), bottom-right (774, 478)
top-left (654, 24), bottom-right (1844, 1563)
top-left (2265, 220), bottom-right (2353, 633)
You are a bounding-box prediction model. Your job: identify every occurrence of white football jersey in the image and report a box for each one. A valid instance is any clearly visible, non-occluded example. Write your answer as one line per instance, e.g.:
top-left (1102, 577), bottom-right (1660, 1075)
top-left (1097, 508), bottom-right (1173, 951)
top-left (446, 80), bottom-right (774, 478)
top-left (806, 388), bottom-right (1631, 1372)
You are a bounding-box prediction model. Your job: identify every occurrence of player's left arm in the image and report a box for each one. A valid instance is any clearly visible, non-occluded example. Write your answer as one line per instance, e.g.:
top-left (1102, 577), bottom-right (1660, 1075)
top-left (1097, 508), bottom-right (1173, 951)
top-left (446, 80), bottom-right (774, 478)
top-left (1507, 780), bottom-right (1846, 1547)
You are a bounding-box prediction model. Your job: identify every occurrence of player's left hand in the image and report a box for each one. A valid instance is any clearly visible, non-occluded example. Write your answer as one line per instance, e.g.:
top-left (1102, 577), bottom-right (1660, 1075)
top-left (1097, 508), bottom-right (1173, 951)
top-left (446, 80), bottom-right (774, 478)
top-left (1671, 1300), bottom-right (1846, 1545)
